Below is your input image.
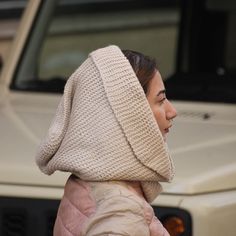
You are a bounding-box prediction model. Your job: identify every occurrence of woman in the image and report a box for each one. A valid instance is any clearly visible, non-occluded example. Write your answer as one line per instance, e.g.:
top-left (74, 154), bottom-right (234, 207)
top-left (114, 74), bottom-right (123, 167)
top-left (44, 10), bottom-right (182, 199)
top-left (36, 45), bottom-right (177, 235)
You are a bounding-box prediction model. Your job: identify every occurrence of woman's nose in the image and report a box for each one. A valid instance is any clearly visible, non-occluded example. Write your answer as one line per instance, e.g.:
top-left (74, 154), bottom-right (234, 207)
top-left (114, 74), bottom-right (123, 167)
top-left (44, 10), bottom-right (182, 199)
top-left (166, 99), bottom-right (177, 120)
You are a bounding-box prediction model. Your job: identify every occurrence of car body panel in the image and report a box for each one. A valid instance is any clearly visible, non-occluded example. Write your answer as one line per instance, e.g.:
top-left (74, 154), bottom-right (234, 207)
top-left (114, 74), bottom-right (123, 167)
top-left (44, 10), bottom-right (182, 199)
top-left (0, 91), bottom-right (69, 193)
top-left (1, 93), bottom-right (235, 195)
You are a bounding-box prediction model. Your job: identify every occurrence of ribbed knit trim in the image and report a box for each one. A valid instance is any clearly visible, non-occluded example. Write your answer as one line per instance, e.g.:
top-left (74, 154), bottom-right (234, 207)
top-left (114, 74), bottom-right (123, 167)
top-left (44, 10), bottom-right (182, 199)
top-left (90, 46), bottom-right (174, 181)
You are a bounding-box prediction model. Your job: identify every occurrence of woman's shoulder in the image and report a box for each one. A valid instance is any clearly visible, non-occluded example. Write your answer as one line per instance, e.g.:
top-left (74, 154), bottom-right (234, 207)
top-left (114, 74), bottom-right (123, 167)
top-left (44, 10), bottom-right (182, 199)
top-left (63, 177), bottom-right (169, 236)
top-left (82, 182), bottom-right (150, 236)
top-left (88, 181), bottom-right (170, 236)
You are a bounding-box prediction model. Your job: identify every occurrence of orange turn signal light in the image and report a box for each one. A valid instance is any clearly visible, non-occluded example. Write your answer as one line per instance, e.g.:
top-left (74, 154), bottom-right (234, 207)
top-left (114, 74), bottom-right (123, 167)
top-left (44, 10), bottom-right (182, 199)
top-left (162, 216), bottom-right (185, 236)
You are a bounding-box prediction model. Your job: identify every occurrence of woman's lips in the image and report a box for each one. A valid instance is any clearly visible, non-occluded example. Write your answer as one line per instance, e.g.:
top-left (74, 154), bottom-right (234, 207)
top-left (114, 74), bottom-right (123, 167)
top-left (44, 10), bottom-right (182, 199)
top-left (163, 126), bottom-right (172, 139)
top-left (165, 124), bottom-right (172, 133)
top-left (163, 125), bottom-right (172, 141)
top-left (164, 128), bottom-right (169, 133)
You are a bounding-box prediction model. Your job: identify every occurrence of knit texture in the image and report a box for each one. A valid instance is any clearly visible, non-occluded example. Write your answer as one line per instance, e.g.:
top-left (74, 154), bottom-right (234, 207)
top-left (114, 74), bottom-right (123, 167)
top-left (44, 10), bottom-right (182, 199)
top-left (35, 45), bottom-right (174, 202)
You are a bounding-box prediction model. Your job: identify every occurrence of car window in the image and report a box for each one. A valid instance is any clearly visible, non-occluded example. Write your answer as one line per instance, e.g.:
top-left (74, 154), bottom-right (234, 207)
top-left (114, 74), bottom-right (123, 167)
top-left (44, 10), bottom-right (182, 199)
top-left (12, 0), bottom-right (180, 93)
top-left (165, 0), bottom-right (236, 103)
top-left (10, 0), bottom-right (236, 103)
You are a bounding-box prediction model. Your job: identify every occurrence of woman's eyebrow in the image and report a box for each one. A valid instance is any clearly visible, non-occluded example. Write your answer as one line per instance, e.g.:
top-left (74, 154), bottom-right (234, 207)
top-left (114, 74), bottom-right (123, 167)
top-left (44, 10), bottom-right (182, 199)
top-left (156, 89), bottom-right (166, 97)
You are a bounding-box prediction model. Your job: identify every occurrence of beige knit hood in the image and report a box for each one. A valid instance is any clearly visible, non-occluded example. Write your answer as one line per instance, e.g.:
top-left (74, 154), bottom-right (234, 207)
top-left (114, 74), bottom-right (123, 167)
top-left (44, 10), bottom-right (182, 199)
top-left (36, 45), bottom-right (174, 202)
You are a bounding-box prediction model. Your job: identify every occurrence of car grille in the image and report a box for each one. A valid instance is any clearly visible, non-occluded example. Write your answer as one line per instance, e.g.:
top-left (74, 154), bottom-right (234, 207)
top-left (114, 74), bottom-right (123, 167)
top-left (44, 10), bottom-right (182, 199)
top-left (0, 197), bottom-right (60, 236)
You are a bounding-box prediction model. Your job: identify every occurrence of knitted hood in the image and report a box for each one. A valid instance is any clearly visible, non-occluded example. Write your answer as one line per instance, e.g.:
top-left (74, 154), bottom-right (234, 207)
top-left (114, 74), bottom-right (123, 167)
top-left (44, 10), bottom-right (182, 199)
top-left (36, 45), bottom-right (174, 202)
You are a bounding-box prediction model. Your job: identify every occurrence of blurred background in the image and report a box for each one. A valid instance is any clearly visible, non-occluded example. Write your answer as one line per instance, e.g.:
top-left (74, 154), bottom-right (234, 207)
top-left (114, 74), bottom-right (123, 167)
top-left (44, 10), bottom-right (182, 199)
top-left (0, 0), bottom-right (25, 69)
top-left (0, 0), bottom-right (179, 79)
top-left (0, 1), bottom-right (236, 235)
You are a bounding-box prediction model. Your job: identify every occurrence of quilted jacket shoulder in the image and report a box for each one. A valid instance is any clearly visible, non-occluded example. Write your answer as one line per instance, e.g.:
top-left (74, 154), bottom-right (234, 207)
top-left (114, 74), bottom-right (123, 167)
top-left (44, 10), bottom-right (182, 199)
top-left (53, 175), bottom-right (170, 236)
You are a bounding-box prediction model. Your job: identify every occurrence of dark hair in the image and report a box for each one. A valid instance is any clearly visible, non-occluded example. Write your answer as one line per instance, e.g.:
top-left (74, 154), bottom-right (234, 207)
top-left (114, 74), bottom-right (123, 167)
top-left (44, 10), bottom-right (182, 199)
top-left (122, 50), bottom-right (157, 94)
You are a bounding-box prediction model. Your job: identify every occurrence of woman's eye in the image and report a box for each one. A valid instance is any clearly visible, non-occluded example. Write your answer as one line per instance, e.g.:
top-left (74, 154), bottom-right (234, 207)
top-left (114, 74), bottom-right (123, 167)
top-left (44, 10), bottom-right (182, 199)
top-left (157, 95), bottom-right (166, 104)
top-left (159, 98), bottom-right (166, 104)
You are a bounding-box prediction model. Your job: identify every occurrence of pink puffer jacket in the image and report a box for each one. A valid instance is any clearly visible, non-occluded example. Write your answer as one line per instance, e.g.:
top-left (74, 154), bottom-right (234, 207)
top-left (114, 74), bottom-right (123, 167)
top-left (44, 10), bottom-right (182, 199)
top-left (54, 175), bottom-right (170, 236)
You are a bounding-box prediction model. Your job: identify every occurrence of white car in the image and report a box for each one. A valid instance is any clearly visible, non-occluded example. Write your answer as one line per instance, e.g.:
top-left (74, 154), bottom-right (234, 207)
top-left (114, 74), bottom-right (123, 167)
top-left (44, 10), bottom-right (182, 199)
top-left (0, 0), bottom-right (235, 235)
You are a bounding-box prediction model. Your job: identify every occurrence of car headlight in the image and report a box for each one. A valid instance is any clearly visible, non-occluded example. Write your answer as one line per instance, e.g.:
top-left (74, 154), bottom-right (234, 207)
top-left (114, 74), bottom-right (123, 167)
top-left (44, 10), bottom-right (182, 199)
top-left (153, 206), bottom-right (192, 236)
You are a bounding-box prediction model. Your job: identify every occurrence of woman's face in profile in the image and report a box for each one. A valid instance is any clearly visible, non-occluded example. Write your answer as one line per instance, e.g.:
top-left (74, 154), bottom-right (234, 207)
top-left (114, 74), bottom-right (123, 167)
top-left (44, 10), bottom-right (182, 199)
top-left (147, 71), bottom-right (177, 142)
